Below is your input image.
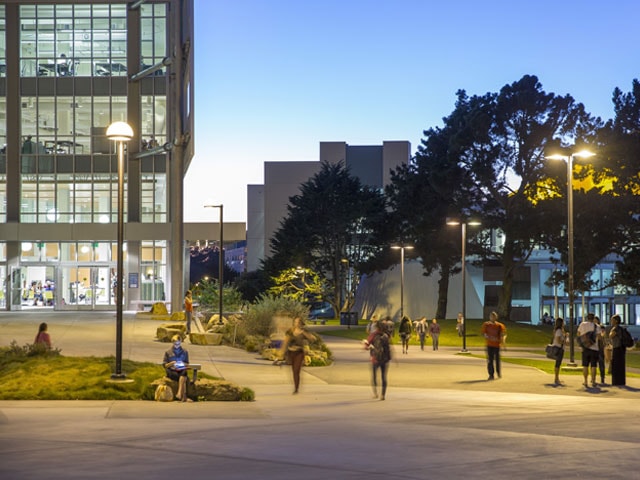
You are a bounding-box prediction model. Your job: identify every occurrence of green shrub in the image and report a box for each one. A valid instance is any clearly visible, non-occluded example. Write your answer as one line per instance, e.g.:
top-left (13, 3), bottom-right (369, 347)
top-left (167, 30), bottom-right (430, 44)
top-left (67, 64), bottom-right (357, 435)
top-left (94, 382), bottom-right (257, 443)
top-left (243, 294), bottom-right (309, 337)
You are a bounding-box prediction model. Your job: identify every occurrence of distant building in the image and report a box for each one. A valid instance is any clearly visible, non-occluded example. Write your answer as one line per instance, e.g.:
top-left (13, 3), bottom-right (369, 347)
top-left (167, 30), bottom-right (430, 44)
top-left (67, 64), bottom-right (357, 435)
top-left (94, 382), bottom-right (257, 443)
top-left (247, 141), bottom-right (411, 271)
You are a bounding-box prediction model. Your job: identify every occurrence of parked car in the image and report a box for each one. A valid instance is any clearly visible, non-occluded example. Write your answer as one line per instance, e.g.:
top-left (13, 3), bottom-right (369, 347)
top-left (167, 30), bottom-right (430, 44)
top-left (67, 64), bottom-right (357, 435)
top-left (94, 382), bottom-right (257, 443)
top-left (309, 301), bottom-right (335, 320)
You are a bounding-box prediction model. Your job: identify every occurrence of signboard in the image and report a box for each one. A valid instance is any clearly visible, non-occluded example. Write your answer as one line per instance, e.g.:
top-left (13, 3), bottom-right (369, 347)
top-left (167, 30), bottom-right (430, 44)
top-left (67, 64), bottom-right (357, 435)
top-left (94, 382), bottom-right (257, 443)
top-left (128, 273), bottom-right (139, 288)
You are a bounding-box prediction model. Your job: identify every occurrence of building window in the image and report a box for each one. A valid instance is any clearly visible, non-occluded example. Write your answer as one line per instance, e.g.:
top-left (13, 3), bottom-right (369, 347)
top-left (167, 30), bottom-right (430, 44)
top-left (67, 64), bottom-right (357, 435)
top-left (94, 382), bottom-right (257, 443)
top-left (20, 3), bottom-right (127, 78)
top-left (141, 240), bottom-right (166, 301)
top-left (141, 157), bottom-right (166, 223)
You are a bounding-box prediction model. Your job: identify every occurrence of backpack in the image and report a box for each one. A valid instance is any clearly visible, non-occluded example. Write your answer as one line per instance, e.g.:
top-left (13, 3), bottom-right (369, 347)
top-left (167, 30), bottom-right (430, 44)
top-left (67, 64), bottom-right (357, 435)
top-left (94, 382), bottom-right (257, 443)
top-left (577, 324), bottom-right (597, 349)
top-left (621, 327), bottom-right (635, 349)
top-left (371, 333), bottom-right (390, 364)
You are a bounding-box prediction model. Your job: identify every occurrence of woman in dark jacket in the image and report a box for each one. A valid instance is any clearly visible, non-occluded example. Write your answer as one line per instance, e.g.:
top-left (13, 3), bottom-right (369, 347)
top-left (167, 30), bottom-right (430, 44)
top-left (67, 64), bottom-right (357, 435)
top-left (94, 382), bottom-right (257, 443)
top-left (609, 315), bottom-right (626, 386)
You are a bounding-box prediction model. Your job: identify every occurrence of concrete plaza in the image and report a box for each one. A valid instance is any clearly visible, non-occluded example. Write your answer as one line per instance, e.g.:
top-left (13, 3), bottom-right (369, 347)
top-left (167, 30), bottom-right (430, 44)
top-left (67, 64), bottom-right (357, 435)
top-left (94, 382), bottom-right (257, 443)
top-left (1, 311), bottom-right (639, 479)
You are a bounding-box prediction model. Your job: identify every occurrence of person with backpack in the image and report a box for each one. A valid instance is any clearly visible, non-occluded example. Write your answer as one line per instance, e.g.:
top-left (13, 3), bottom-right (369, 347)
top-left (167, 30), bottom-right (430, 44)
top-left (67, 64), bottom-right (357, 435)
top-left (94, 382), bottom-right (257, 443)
top-left (364, 320), bottom-right (391, 400)
top-left (577, 313), bottom-right (601, 388)
top-left (398, 316), bottom-right (413, 354)
top-left (609, 314), bottom-right (632, 386)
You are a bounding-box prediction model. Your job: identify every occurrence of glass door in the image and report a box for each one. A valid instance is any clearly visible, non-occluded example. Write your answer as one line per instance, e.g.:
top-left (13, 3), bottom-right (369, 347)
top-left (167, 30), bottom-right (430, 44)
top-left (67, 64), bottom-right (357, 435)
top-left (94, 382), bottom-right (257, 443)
top-left (10, 266), bottom-right (23, 311)
top-left (60, 265), bottom-right (115, 310)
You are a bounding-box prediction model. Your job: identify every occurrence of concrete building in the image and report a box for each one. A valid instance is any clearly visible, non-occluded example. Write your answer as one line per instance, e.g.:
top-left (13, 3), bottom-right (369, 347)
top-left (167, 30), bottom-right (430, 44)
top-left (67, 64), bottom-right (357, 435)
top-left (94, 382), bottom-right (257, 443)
top-left (0, 1), bottom-right (244, 313)
top-left (247, 140), bottom-right (411, 271)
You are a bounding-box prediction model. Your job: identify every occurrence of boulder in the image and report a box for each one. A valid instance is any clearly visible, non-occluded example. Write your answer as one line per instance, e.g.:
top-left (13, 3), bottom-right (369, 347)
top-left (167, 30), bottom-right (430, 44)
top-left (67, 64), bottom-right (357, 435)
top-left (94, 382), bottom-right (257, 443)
top-left (148, 377), bottom-right (253, 402)
top-left (192, 378), bottom-right (251, 401)
top-left (151, 302), bottom-right (169, 315)
top-left (205, 314), bottom-right (227, 330)
top-left (156, 323), bottom-right (186, 342)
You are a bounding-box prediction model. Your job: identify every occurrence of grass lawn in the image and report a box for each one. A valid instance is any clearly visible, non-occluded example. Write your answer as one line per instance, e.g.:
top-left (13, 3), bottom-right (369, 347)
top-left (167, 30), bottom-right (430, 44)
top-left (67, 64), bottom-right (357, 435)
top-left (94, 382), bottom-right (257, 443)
top-left (321, 318), bottom-right (640, 377)
top-left (0, 343), bottom-right (222, 400)
top-left (321, 318), bottom-right (553, 347)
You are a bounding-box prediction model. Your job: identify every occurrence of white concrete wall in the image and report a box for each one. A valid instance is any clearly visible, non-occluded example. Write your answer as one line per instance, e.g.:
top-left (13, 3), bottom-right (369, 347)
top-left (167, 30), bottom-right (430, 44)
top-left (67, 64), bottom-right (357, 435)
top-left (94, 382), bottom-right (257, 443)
top-left (354, 261), bottom-right (484, 321)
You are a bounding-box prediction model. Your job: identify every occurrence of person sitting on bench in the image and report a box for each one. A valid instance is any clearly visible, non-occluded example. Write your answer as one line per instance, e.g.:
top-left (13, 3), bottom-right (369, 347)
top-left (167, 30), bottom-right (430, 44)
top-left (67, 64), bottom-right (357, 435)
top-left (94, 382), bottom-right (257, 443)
top-left (163, 335), bottom-right (191, 402)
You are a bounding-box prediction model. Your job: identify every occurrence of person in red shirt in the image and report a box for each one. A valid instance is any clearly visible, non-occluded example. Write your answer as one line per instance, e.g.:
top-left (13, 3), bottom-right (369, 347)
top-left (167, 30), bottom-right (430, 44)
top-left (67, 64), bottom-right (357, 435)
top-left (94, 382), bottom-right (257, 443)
top-left (481, 311), bottom-right (506, 380)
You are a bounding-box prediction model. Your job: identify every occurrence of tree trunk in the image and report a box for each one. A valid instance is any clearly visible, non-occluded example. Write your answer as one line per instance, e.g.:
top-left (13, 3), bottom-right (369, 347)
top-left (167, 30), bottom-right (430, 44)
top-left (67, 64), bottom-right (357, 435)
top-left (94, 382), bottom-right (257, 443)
top-left (436, 263), bottom-right (451, 320)
top-left (497, 243), bottom-right (516, 323)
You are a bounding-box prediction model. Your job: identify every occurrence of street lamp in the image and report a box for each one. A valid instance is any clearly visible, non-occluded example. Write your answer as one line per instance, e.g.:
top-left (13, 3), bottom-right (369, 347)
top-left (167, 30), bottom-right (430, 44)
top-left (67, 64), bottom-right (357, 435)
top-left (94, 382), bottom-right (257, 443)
top-left (391, 245), bottom-right (414, 320)
top-left (204, 202), bottom-right (224, 324)
top-left (546, 150), bottom-right (595, 366)
top-left (447, 218), bottom-right (481, 353)
top-left (106, 121), bottom-right (133, 380)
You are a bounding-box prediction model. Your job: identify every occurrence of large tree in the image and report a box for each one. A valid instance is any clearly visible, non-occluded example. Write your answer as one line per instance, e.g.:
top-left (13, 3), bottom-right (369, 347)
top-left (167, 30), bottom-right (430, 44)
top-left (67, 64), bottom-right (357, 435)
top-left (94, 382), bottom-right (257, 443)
top-left (449, 75), bottom-right (600, 322)
top-left (386, 118), bottom-right (478, 319)
top-left (264, 161), bottom-right (391, 317)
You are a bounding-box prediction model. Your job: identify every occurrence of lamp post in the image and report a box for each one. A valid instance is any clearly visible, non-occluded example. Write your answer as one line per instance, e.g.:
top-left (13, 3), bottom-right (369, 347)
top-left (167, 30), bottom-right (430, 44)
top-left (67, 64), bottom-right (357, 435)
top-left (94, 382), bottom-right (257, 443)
top-left (204, 202), bottom-right (224, 324)
top-left (391, 245), bottom-right (413, 320)
top-left (546, 150), bottom-right (594, 366)
top-left (447, 219), bottom-right (481, 353)
top-left (106, 121), bottom-right (133, 380)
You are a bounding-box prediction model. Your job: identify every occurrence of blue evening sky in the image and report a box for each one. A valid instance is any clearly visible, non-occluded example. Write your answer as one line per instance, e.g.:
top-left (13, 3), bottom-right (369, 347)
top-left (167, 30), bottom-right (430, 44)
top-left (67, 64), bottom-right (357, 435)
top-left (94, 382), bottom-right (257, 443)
top-left (184, 0), bottom-right (640, 222)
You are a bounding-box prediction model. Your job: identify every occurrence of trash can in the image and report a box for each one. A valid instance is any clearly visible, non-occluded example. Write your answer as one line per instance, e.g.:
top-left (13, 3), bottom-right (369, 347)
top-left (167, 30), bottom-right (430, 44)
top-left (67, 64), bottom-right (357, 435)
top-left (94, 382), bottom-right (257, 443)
top-left (340, 311), bottom-right (358, 326)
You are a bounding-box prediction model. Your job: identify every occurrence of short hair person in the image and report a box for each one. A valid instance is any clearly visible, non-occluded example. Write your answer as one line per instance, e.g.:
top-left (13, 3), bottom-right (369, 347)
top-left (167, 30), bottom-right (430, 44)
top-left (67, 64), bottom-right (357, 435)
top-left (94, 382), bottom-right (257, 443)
top-left (481, 311), bottom-right (506, 380)
top-left (163, 335), bottom-right (190, 402)
top-left (577, 312), bottom-right (600, 388)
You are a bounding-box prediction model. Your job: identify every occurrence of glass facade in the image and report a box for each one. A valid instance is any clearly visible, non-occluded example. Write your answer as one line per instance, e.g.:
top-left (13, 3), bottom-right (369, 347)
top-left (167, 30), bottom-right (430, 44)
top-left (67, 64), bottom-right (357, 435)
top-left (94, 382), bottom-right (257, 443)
top-left (14, 3), bottom-right (168, 224)
top-left (0, 1), bottom-right (194, 312)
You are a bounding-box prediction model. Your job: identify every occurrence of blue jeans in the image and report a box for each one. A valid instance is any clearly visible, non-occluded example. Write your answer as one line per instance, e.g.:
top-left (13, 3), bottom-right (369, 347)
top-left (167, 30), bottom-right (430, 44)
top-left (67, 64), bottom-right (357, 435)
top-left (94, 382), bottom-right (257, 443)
top-left (372, 361), bottom-right (389, 397)
top-left (486, 346), bottom-right (501, 378)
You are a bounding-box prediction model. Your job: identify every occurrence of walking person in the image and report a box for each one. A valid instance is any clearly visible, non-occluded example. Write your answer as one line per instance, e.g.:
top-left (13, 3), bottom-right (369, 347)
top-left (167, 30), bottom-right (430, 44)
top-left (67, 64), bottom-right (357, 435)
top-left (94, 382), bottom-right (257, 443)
top-left (184, 289), bottom-right (193, 335)
top-left (577, 313), bottom-right (600, 388)
top-left (550, 317), bottom-right (567, 385)
top-left (609, 314), bottom-right (628, 386)
top-left (428, 318), bottom-right (441, 351)
top-left (282, 317), bottom-right (316, 394)
top-left (364, 320), bottom-right (391, 400)
top-left (398, 315), bottom-right (413, 354)
top-left (481, 311), bottom-right (506, 380)
top-left (415, 317), bottom-right (427, 351)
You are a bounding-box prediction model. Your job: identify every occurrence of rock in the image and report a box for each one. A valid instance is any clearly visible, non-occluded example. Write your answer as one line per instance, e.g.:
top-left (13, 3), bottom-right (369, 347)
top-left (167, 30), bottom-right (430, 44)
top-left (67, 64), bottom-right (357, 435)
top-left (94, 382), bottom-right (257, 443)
top-left (192, 378), bottom-right (249, 401)
top-left (148, 377), bottom-right (253, 402)
top-left (151, 302), bottom-right (169, 315)
top-left (156, 323), bottom-right (186, 342)
top-left (205, 314), bottom-right (227, 330)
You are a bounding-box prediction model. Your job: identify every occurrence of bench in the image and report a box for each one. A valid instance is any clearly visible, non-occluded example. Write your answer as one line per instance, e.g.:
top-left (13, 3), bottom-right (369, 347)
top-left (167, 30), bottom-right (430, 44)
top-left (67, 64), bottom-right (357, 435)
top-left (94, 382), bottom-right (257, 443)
top-left (132, 300), bottom-right (171, 312)
top-left (159, 363), bottom-right (202, 382)
top-left (309, 318), bottom-right (327, 325)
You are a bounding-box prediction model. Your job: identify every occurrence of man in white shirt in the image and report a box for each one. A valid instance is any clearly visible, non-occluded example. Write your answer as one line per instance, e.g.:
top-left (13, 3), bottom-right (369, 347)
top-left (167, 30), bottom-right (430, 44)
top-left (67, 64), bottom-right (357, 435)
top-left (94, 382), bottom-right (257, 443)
top-left (577, 313), bottom-right (600, 388)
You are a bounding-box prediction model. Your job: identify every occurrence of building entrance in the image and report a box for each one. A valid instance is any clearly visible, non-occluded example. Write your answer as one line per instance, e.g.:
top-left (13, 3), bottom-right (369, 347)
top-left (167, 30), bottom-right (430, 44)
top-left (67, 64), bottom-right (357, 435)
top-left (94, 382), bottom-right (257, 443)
top-left (59, 265), bottom-right (115, 310)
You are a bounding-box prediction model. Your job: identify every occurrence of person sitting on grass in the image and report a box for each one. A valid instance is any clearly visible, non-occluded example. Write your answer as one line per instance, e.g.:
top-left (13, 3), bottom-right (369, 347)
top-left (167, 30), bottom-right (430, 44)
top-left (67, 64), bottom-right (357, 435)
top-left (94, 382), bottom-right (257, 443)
top-left (163, 335), bottom-right (191, 402)
top-left (34, 322), bottom-right (51, 349)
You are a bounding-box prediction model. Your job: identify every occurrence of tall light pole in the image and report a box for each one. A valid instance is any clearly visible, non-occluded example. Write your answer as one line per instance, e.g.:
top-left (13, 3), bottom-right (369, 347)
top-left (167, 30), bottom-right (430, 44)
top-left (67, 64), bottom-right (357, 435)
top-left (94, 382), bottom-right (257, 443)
top-left (447, 219), bottom-right (481, 353)
top-left (204, 202), bottom-right (224, 324)
top-left (106, 121), bottom-right (133, 380)
top-left (546, 150), bottom-right (594, 366)
top-left (391, 245), bottom-right (413, 320)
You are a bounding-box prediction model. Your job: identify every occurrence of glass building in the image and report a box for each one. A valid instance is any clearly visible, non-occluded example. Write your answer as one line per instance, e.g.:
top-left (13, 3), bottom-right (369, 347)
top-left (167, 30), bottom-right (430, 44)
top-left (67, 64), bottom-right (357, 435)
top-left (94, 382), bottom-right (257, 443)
top-left (0, 0), bottom-right (194, 311)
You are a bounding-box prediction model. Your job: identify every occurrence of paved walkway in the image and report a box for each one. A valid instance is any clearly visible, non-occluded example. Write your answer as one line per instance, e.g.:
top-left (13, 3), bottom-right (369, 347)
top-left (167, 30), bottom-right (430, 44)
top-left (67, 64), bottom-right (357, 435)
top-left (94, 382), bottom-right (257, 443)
top-left (1, 311), bottom-right (639, 479)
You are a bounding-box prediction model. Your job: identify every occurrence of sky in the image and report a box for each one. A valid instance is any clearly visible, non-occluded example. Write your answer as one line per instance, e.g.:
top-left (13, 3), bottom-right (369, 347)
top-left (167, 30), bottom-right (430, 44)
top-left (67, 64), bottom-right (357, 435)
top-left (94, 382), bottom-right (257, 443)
top-left (184, 0), bottom-right (640, 223)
